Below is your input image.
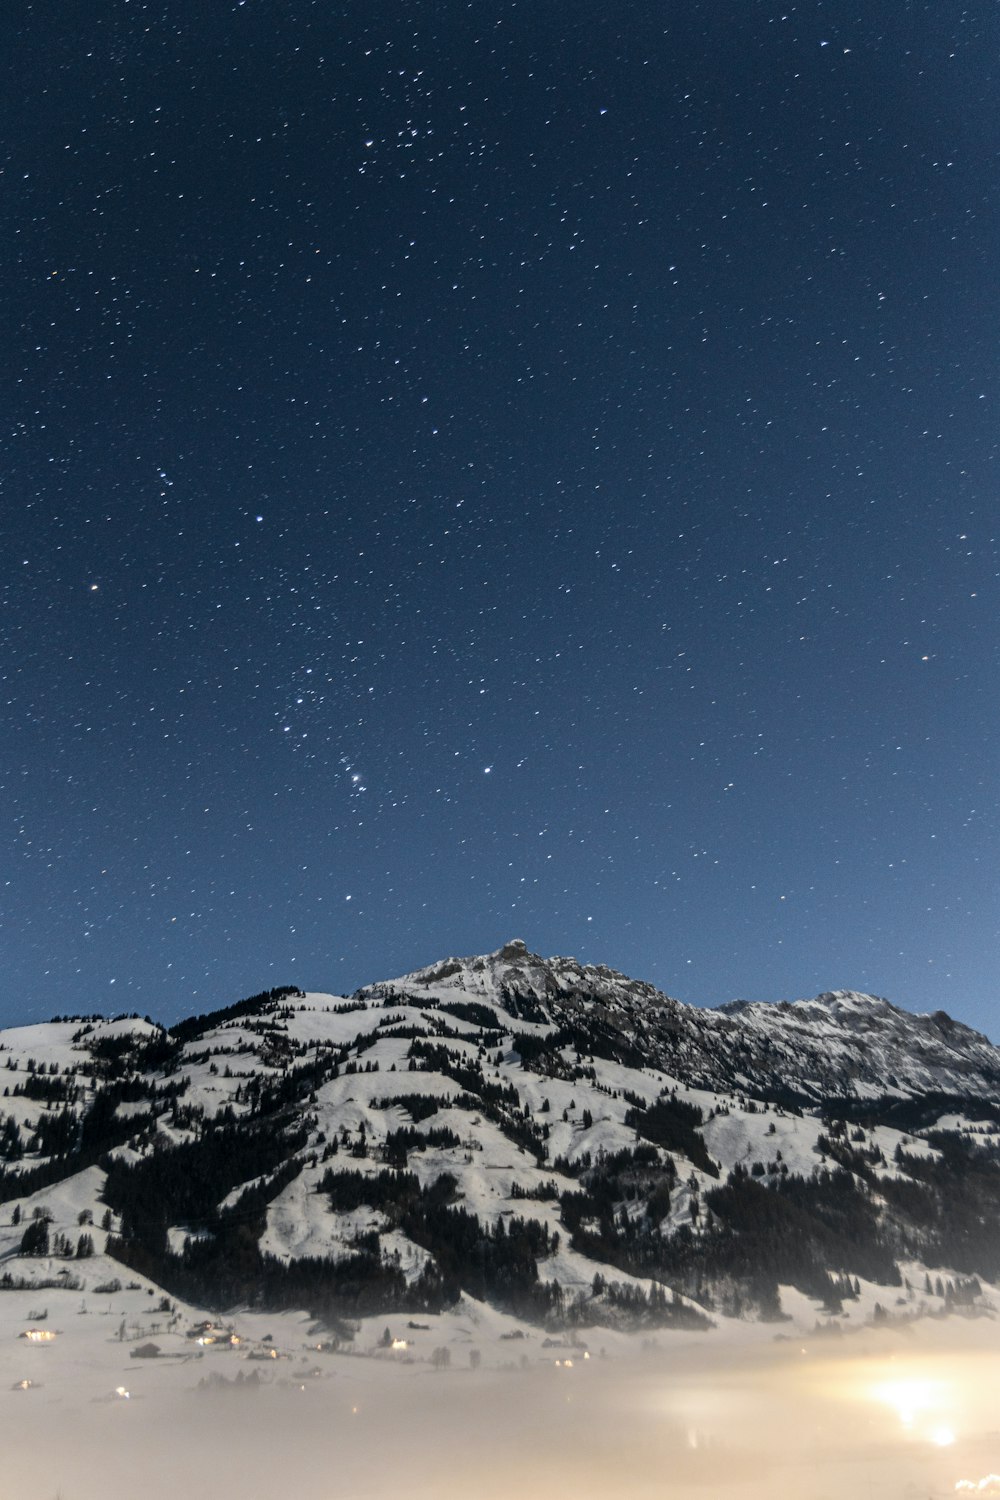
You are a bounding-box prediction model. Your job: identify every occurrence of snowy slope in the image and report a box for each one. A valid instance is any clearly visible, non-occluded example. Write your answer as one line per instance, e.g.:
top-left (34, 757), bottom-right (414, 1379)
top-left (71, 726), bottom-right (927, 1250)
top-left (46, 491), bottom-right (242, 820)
top-left (2, 942), bottom-right (999, 1346)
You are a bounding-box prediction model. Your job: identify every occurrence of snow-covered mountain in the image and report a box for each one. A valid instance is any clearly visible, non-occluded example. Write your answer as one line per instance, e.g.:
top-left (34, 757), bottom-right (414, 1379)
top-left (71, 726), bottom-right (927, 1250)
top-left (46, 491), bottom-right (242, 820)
top-left (2, 941), bottom-right (999, 1344)
top-left (364, 938), bottom-right (1000, 1102)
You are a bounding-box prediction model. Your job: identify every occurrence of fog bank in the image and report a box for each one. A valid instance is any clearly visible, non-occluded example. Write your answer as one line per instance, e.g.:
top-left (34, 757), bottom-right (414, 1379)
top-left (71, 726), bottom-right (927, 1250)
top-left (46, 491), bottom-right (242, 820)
top-left (9, 1318), bottom-right (1000, 1500)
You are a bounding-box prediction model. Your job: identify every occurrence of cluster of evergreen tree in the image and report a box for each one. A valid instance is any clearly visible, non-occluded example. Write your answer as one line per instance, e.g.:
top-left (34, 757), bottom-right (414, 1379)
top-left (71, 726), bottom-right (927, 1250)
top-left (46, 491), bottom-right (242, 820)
top-left (29, 1108), bottom-right (78, 1159)
top-left (624, 1095), bottom-right (718, 1177)
top-left (509, 1028), bottom-right (574, 1071)
top-left (1, 1113), bottom-right (24, 1160)
top-left (106, 1145), bottom-right (310, 1313)
top-left (551, 1011), bottom-right (655, 1072)
top-left (320, 1165), bottom-right (560, 1318)
top-left (320, 1166), bottom-right (419, 1213)
top-left (241, 1048), bottom-right (345, 1116)
top-left (882, 1132), bottom-right (1000, 1278)
top-left (436, 999), bottom-right (506, 1030)
top-left (407, 1041), bottom-right (515, 1103)
top-left (108, 1156), bottom-right (562, 1324)
top-left (373, 1092), bottom-right (447, 1123)
top-left (818, 1091), bottom-right (1000, 1133)
top-left (714, 1166), bottom-right (897, 1281)
top-left (0, 1085), bottom-right (158, 1204)
top-left (558, 1144), bottom-right (680, 1284)
top-left (405, 1042), bottom-right (549, 1162)
top-left (561, 1144), bottom-right (676, 1241)
top-left (18, 1215), bottom-right (94, 1260)
top-left (382, 1124), bottom-right (462, 1168)
top-left (553, 1135), bottom-right (917, 1320)
top-left (496, 987), bottom-right (549, 1025)
top-left (8, 1070), bottom-right (79, 1105)
top-left (84, 1028), bottom-right (181, 1080)
top-left (578, 1272), bottom-right (712, 1330)
top-left (168, 986), bottom-right (304, 1046)
top-left (102, 1115), bottom-right (308, 1250)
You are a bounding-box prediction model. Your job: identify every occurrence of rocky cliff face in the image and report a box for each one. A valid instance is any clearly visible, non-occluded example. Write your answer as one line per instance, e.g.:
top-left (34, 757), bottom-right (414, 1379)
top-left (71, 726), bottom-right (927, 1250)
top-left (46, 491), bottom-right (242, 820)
top-left (364, 939), bottom-right (1000, 1102)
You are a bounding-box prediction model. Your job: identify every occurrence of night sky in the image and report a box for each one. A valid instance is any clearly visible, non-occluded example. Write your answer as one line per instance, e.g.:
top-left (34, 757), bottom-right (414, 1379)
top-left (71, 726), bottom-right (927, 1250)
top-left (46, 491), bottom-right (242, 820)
top-left (3, 2), bottom-right (999, 1033)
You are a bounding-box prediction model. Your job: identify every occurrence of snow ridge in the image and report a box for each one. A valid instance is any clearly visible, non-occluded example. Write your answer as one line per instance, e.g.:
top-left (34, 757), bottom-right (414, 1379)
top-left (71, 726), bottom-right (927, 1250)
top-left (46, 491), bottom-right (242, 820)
top-left (365, 943), bottom-right (1000, 1102)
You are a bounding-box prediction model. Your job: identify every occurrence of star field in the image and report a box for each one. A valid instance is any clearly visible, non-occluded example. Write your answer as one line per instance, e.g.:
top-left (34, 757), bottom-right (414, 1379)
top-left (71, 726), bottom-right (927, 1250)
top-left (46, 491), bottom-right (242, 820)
top-left (2, 2), bottom-right (998, 1031)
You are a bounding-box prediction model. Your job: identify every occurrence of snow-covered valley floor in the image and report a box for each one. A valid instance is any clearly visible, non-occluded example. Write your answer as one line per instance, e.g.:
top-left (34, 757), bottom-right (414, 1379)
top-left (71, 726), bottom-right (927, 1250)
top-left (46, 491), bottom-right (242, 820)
top-left (3, 1270), bottom-right (999, 1500)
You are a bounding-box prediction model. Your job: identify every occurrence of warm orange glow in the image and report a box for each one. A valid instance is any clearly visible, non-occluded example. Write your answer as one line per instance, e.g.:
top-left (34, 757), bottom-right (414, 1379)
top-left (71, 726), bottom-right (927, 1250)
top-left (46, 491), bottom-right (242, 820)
top-left (869, 1376), bottom-right (942, 1426)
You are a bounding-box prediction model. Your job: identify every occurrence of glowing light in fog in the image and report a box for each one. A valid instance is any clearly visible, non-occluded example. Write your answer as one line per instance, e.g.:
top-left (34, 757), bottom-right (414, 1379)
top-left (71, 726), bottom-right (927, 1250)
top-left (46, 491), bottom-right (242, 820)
top-left (870, 1377), bottom-right (941, 1427)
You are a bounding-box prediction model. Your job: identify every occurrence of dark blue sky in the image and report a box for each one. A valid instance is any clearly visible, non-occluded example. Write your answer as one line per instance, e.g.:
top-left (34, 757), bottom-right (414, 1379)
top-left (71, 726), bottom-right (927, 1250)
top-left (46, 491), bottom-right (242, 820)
top-left (3, 2), bottom-right (998, 1033)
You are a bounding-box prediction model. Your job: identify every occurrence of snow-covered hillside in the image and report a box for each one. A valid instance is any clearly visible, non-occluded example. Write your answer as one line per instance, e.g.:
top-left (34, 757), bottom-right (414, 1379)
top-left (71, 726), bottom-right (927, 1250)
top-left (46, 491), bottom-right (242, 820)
top-left (2, 942), bottom-right (999, 1351)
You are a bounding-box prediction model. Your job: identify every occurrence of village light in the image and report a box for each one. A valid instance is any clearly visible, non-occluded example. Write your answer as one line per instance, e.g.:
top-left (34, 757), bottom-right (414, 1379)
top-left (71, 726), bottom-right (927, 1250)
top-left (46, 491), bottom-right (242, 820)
top-left (869, 1377), bottom-right (942, 1428)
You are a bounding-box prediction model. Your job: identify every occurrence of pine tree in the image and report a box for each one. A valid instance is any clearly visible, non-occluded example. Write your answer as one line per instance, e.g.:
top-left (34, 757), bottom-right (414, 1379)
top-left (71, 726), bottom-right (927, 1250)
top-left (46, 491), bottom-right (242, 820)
top-left (19, 1217), bottom-right (49, 1256)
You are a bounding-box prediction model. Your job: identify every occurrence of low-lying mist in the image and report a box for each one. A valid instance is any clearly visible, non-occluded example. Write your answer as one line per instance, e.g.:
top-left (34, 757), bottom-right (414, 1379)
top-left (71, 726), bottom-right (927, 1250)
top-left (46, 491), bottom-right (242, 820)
top-left (10, 1319), bottom-right (1000, 1500)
